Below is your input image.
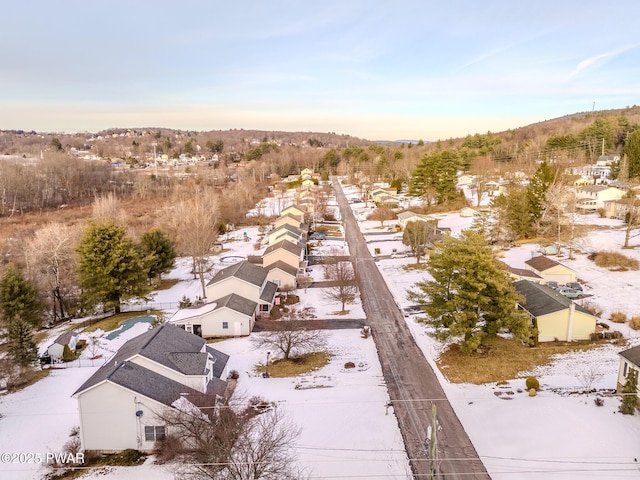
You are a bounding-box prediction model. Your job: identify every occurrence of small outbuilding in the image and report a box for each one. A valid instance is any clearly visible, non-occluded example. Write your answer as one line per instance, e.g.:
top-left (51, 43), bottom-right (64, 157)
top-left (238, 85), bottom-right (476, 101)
top-left (47, 330), bottom-right (79, 362)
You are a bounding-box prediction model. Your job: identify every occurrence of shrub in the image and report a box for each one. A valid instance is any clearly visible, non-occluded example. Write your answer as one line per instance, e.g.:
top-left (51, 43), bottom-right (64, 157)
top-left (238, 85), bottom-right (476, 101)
top-left (228, 369), bottom-right (240, 380)
top-left (154, 435), bottom-right (182, 464)
top-left (62, 344), bottom-right (75, 362)
top-left (630, 316), bottom-right (640, 330)
top-left (610, 311), bottom-right (628, 324)
top-left (374, 247), bottom-right (381, 255)
top-left (525, 376), bottom-right (540, 391)
top-left (75, 339), bottom-right (87, 350)
top-left (582, 301), bottom-right (603, 318)
top-left (589, 251), bottom-right (639, 271)
top-left (344, 362), bottom-right (356, 369)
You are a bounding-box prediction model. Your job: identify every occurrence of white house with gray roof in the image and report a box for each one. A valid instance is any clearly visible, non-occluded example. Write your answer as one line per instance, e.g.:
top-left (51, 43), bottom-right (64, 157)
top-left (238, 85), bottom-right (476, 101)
top-left (205, 261), bottom-right (277, 318)
top-left (169, 293), bottom-right (257, 337)
top-left (72, 323), bottom-right (229, 453)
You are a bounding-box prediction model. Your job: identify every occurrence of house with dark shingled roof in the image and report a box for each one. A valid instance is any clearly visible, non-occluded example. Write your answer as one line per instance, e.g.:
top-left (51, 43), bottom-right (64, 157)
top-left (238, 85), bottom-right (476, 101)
top-left (514, 280), bottom-right (596, 342)
top-left (72, 323), bottom-right (229, 453)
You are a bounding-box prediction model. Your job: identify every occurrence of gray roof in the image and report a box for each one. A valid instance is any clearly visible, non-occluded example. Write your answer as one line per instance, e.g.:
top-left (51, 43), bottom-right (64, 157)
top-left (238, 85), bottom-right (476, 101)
top-left (260, 281), bottom-right (278, 303)
top-left (73, 324), bottom-right (228, 396)
top-left (581, 185), bottom-right (610, 193)
top-left (206, 345), bottom-right (230, 379)
top-left (620, 345), bottom-right (640, 368)
top-left (75, 360), bottom-right (219, 408)
top-left (266, 260), bottom-right (299, 277)
top-left (207, 260), bottom-right (267, 287)
top-left (53, 330), bottom-right (77, 346)
top-left (263, 239), bottom-right (304, 257)
top-left (513, 280), bottom-right (592, 317)
top-left (271, 223), bottom-right (303, 237)
top-left (215, 293), bottom-right (258, 317)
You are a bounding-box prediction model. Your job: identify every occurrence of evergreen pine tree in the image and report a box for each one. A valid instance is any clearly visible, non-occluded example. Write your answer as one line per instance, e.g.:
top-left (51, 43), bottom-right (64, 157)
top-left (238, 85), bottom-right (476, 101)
top-left (7, 318), bottom-right (38, 367)
top-left (76, 221), bottom-right (151, 313)
top-left (0, 264), bottom-right (43, 328)
top-left (408, 230), bottom-right (532, 352)
top-left (619, 368), bottom-right (638, 415)
top-left (140, 228), bottom-right (177, 282)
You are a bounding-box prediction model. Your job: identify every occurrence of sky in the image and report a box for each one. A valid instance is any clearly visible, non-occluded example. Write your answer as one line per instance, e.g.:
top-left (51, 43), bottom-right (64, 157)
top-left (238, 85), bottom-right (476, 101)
top-left (2, 1), bottom-right (640, 140)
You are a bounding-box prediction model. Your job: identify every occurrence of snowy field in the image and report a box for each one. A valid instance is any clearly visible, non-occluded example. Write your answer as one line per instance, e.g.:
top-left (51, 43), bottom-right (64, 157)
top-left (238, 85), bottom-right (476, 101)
top-left (3, 188), bottom-right (640, 479)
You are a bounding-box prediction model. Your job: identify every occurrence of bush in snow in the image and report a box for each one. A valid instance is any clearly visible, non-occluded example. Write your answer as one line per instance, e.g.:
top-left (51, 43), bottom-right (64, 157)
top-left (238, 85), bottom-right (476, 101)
top-left (610, 311), bottom-right (627, 324)
top-left (629, 316), bottom-right (640, 330)
top-left (525, 376), bottom-right (540, 391)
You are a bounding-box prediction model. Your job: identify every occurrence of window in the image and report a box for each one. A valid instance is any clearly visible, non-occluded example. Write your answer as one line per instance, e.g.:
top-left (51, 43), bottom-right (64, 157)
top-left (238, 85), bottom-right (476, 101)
top-left (222, 322), bottom-right (229, 329)
top-left (144, 426), bottom-right (166, 442)
top-left (260, 304), bottom-right (269, 312)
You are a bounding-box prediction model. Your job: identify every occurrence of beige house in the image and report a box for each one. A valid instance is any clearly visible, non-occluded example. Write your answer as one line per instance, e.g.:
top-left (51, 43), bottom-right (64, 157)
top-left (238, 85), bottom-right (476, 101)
top-left (73, 324), bottom-right (228, 453)
top-left (262, 239), bottom-right (305, 272)
top-left (205, 261), bottom-right (277, 318)
top-left (506, 266), bottom-right (544, 284)
top-left (602, 197), bottom-right (640, 220)
top-left (396, 211), bottom-right (435, 230)
top-left (265, 261), bottom-right (299, 290)
top-left (514, 280), bottom-right (596, 342)
top-left (524, 255), bottom-right (577, 284)
top-left (273, 213), bottom-right (305, 231)
top-left (280, 205), bottom-right (306, 221)
top-left (617, 345), bottom-right (640, 406)
top-left (169, 293), bottom-right (257, 337)
top-left (576, 185), bottom-right (625, 212)
top-left (267, 224), bottom-right (305, 246)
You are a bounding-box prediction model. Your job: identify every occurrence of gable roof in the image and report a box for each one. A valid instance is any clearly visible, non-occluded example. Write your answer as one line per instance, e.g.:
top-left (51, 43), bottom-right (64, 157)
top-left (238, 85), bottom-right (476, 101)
top-left (73, 324), bottom-right (227, 396)
top-left (215, 293), bottom-right (258, 317)
top-left (506, 267), bottom-right (543, 280)
top-left (207, 261), bottom-right (267, 287)
top-left (271, 223), bottom-right (303, 236)
top-left (620, 345), bottom-right (640, 367)
top-left (275, 213), bottom-right (303, 225)
top-left (266, 260), bottom-right (299, 277)
top-left (260, 281), bottom-right (278, 303)
top-left (524, 255), bottom-right (573, 273)
top-left (53, 330), bottom-right (77, 346)
top-left (513, 280), bottom-right (592, 317)
top-left (263, 239), bottom-right (304, 257)
top-left (170, 294), bottom-right (258, 323)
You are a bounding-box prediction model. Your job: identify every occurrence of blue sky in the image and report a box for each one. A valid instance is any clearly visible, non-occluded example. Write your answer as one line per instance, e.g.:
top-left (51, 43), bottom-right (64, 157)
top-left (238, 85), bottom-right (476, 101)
top-left (2, 1), bottom-right (640, 140)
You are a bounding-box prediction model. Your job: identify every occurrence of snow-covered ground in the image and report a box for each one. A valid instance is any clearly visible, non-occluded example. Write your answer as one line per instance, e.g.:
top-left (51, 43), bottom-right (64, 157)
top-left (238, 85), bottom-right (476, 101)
top-left (3, 191), bottom-right (640, 479)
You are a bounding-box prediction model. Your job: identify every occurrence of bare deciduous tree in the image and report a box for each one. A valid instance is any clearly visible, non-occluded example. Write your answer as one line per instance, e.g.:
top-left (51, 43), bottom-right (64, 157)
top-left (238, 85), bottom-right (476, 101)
top-left (92, 192), bottom-right (128, 225)
top-left (576, 364), bottom-right (605, 394)
top-left (159, 395), bottom-right (304, 480)
top-left (23, 223), bottom-right (80, 323)
top-left (251, 320), bottom-right (325, 361)
top-left (167, 189), bottom-right (220, 299)
top-left (367, 207), bottom-right (396, 228)
top-left (322, 254), bottom-right (357, 314)
top-left (402, 220), bottom-right (437, 264)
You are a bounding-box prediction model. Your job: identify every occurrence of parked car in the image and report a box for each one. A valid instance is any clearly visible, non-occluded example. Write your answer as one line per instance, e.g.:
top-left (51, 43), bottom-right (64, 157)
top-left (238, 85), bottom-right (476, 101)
top-left (546, 281), bottom-right (559, 290)
top-left (557, 287), bottom-right (581, 298)
top-left (565, 282), bottom-right (583, 291)
top-left (309, 232), bottom-right (327, 240)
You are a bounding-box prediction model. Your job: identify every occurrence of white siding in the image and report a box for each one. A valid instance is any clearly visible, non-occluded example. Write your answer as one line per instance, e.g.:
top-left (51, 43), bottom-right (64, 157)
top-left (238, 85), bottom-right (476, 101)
top-left (206, 278), bottom-right (259, 303)
top-left (129, 355), bottom-right (207, 393)
top-left (77, 382), bottom-right (169, 453)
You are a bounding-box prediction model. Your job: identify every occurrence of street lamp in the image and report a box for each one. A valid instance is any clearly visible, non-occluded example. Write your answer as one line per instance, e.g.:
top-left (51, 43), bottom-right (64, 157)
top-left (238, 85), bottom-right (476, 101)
top-left (264, 351), bottom-right (271, 378)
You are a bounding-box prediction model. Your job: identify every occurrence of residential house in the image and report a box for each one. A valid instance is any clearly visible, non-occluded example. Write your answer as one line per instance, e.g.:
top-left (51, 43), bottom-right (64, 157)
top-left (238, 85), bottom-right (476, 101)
top-left (169, 293), bottom-right (257, 337)
top-left (273, 213), bottom-right (307, 231)
top-left (262, 240), bottom-right (306, 274)
top-left (265, 260), bottom-right (299, 290)
top-left (602, 197), bottom-right (640, 221)
top-left (576, 185), bottom-right (625, 212)
top-left (617, 345), bottom-right (640, 406)
top-left (301, 178), bottom-right (315, 188)
top-left (280, 205), bottom-right (306, 222)
top-left (513, 280), bottom-right (597, 342)
top-left (524, 255), bottom-right (577, 284)
top-left (396, 211), bottom-right (437, 231)
top-left (47, 330), bottom-right (79, 362)
top-left (267, 224), bottom-right (305, 247)
top-left (72, 324), bottom-right (228, 453)
top-left (370, 188), bottom-right (400, 208)
top-left (505, 267), bottom-right (544, 284)
top-left (205, 261), bottom-right (277, 318)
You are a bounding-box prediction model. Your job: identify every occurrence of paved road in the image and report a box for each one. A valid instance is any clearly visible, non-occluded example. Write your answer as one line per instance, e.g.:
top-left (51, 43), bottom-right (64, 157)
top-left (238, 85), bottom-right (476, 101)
top-left (333, 178), bottom-right (490, 480)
